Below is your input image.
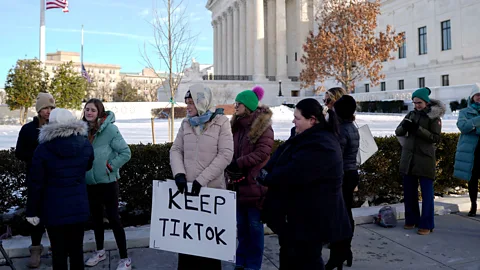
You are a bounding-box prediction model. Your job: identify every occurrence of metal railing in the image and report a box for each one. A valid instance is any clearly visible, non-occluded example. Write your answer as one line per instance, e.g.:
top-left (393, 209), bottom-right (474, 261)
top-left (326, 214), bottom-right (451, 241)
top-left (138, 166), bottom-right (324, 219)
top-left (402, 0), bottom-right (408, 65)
top-left (202, 75), bottom-right (253, 81)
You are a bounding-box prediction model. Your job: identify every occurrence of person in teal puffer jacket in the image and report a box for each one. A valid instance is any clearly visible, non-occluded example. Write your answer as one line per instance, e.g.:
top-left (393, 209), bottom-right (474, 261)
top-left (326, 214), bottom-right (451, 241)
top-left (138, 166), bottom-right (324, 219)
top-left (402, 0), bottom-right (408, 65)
top-left (82, 99), bottom-right (132, 270)
top-left (454, 83), bottom-right (480, 217)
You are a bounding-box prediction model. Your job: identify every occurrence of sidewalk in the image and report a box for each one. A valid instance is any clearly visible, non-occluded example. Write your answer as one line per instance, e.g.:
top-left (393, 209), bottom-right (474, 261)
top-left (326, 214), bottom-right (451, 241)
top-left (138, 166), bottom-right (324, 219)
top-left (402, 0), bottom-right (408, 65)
top-left (2, 213), bottom-right (479, 269)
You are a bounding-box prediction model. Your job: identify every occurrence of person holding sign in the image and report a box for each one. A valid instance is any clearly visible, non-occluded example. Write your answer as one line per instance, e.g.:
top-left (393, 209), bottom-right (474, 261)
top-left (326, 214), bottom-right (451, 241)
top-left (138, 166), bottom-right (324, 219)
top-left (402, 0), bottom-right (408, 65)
top-left (257, 98), bottom-right (352, 270)
top-left (395, 88), bottom-right (445, 235)
top-left (170, 84), bottom-right (234, 269)
top-left (227, 86), bottom-right (274, 270)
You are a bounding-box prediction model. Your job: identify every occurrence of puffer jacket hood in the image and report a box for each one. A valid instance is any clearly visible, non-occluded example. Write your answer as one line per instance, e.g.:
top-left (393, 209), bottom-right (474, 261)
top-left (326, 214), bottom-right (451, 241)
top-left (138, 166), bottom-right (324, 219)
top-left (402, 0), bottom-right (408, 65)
top-left (39, 120), bottom-right (89, 158)
top-left (469, 83), bottom-right (480, 106)
top-left (426, 99), bottom-right (446, 119)
top-left (231, 105), bottom-right (273, 144)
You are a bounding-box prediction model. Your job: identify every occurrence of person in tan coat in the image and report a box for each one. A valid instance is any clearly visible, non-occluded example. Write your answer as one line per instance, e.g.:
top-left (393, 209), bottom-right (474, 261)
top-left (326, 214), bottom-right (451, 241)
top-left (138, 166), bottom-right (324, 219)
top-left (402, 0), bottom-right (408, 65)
top-left (170, 83), bottom-right (234, 270)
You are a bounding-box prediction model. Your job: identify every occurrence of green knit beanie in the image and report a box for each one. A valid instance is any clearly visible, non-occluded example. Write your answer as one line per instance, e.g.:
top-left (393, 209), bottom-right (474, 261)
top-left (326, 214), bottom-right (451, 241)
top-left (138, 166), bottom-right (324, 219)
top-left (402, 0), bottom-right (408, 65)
top-left (235, 86), bottom-right (264, 111)
top-left (412, 87), bottom-right (431, 103)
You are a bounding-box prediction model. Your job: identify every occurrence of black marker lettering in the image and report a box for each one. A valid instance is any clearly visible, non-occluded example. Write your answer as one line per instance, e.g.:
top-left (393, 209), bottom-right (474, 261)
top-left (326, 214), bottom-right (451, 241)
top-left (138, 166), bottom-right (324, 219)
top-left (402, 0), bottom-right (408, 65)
top-left (184, 193), bottom-right (198, 211)
top-left (214, 196), bottom-right (226, 214)
top-left (215, 227), bottom-right (227, 245)
top-left (168, 189), bottom-right (182, 210)
top-left (200, 194), bottom-right (211, 214)
top-left (206, 227), bottom-right (215, 240)
top-left (194, 223), bottom-right (204, 241)
top-left (159, 218), bottom-right (169, 237)
top-left (183, 222), bottom-right (192, 240)
top-left (170, 219), bottom-right (180, 237)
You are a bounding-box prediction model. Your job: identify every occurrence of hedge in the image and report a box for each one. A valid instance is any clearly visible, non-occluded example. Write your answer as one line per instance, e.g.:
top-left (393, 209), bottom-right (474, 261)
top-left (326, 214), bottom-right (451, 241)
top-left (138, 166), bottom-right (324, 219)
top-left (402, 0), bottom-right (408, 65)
top-left (0, 133), bottom-right (467, 235)
top-left (357, 100), bottom-right (406, 113)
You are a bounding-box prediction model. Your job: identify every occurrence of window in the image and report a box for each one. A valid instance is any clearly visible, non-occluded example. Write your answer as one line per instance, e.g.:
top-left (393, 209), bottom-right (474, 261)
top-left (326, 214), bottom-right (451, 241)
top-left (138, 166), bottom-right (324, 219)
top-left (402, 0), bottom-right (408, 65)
top-left (398, 80), bottom-right (404, 90)
top-left (295, 52), bottom-right (297, 61)
top-left (381, 82), bottom-right (386, 91)
top-left (441, 20), bottom-right (451, 51)
top-left (442, 75), bottom-right (449, 86)
top-left (365, 84), bottom-right (370, 93)
top-left (418, 77), bottom-right (425, 88)
top-left (398, 32), bottom-right (406, 59)
top-left (418, 26), bottom-right (427, 55)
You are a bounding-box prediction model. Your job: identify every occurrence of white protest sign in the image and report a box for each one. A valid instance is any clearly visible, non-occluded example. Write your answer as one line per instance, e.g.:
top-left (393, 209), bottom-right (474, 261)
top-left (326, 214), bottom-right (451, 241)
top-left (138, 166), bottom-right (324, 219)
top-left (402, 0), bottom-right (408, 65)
top-left (149, 180), bottom-right (237, 262)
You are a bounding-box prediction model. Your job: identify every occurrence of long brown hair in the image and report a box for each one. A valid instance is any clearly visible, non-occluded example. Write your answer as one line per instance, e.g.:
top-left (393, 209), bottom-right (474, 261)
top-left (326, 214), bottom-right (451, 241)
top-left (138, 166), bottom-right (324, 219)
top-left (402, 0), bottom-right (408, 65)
top-left (82, 98), bottom-right (106, 138)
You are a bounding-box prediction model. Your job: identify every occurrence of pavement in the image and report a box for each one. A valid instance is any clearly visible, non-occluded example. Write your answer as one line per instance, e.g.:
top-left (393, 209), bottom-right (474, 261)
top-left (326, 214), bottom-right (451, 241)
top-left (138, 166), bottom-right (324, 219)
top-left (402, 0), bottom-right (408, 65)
top-left (1, 195), bottom-right (480, 270)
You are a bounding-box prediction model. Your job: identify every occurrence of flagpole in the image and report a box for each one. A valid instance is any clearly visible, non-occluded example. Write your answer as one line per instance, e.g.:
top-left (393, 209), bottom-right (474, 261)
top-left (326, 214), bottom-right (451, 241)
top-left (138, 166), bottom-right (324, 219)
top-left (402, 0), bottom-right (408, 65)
top-left (40, 0), bottom-right (46, 66)
top-left (81, 25), bottom-right (84, 65)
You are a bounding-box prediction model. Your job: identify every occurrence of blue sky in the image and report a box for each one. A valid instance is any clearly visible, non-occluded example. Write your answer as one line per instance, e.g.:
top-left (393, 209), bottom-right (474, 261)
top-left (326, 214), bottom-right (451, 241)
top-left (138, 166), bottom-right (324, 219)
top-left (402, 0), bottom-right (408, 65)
top-left (0, 0), bottom-right (213, 86)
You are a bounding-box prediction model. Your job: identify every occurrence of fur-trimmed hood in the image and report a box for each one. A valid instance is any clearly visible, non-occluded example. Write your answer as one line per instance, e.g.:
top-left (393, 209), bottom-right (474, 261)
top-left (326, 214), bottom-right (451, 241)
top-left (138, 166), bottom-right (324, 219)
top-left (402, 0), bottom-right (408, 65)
top-left (231, 105), bottom-right (273, 144)
top-left (427, 98), bottom-right (446, 119)
top-left (39, 120), bottom-right (88, 144)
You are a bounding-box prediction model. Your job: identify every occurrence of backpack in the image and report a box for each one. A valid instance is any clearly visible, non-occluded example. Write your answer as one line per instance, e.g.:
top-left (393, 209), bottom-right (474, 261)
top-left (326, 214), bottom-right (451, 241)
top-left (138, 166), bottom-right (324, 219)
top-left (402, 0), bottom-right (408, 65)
top-left (374, 206), bottom-right (398, 228)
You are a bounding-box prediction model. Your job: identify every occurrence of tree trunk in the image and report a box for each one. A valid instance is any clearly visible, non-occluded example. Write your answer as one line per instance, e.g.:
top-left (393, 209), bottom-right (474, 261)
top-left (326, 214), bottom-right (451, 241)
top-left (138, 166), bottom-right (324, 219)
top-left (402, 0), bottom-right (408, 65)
top-left (21, 107), bottom-right (28, 125)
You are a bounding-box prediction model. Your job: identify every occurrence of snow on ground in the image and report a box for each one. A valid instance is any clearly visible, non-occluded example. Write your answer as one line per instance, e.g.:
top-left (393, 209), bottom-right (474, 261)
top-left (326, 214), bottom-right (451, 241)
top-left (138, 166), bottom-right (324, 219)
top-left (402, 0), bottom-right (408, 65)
top-left (0, 106), bottom-right (460, 150)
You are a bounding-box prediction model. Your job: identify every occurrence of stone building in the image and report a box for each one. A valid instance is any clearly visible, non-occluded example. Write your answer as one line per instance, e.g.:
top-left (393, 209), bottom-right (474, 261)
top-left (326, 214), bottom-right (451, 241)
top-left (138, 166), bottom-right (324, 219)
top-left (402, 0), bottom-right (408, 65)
top-left (206, 0), bottom-right (480, 104)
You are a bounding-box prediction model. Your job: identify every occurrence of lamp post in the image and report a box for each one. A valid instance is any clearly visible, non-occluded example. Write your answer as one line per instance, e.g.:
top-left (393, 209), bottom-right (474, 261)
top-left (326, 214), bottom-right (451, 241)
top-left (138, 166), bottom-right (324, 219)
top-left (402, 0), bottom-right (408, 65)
top-left (278, 80), bottom-right (283, 97)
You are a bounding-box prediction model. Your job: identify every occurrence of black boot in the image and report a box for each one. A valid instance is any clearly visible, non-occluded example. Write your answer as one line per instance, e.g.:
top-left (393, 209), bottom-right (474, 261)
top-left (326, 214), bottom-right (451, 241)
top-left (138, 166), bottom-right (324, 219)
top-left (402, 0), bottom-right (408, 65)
top-left (468, 202), bottom-right (477, 217)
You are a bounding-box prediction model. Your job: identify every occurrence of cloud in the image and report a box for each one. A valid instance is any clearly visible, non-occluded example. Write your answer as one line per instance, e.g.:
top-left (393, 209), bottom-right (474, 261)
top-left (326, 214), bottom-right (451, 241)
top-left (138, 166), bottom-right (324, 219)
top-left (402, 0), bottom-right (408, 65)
top-left (46, 28), bottom-right (152, 41)
top-left (139, 8), bottom-right (149, 18)
top-left (195, 46), bottom-right (213, 52)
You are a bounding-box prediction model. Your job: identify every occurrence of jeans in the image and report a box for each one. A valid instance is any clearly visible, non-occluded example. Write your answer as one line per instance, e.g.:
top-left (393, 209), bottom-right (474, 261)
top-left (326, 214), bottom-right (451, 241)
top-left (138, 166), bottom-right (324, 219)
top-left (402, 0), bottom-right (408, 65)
top-left (236, 207), bottom-right (264, 270)
top-left (87, 182), bottom-right (128, 259)
top-left (403, 175), bottom-right (435, 230)
top-left (47, 223), bottom-right (85, 270)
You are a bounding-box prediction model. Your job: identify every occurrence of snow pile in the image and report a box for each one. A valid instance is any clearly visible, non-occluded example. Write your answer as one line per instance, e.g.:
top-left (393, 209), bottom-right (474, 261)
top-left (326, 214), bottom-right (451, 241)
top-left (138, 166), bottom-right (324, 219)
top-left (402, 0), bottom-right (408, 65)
top-left (270, 106), bottom-right (294, 121)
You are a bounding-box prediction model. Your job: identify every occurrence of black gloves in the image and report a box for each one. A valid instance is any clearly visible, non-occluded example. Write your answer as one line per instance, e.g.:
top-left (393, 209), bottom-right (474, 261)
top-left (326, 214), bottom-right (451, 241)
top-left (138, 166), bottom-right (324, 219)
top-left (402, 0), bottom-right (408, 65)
top-left (226, 160), bottom-right (244, 180)
top-left (174, 173), bottom-right (187, 194)
top-left (402, 120), bottom-right (419, 132)
top-left (191, 180), bottom-right (202, 196)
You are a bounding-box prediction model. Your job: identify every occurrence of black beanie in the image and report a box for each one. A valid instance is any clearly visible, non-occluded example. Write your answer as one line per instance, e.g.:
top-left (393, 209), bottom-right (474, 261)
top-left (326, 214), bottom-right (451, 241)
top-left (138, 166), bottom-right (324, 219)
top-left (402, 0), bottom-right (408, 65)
top-left (334, 95), bottom-right (357, 120)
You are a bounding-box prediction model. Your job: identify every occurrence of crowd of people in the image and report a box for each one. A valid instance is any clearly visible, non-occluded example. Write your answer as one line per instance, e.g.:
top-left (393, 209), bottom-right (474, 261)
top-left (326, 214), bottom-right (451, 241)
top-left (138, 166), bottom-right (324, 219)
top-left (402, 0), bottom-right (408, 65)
top-left (15, 82), bottom-right (480, 270)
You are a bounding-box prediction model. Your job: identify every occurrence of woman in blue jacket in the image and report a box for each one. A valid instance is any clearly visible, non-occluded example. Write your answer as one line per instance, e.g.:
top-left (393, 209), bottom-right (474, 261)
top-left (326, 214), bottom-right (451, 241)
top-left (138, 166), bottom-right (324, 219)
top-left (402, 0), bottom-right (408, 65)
top-left (454, 84), bottom-right (480, 217)
top-left (26, 108), bottom-right (94, 270)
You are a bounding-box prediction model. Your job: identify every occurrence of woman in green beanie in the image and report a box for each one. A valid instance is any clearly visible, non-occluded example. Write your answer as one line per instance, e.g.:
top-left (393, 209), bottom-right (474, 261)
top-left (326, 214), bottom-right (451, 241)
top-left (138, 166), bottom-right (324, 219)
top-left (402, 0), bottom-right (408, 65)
top-left (226, 86), bottom-right (274, 270)
top-left (395, 87), bottom-right (445, 235)
top-left (453, 83), bottom-right (480, 217)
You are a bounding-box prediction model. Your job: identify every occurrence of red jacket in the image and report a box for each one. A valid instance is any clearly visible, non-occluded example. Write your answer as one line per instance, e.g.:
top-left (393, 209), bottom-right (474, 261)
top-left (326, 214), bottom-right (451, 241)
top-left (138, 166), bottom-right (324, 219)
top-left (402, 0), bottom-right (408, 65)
top-left (230, 105), bottom-right (274, 208)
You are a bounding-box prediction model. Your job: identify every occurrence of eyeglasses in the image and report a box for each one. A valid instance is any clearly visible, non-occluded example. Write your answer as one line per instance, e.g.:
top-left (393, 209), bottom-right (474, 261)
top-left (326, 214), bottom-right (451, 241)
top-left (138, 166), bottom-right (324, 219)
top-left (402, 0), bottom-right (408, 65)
top-left (323, 98), bottom-right (332, 104)
top-left (234, 102), bottom-right (242, 108)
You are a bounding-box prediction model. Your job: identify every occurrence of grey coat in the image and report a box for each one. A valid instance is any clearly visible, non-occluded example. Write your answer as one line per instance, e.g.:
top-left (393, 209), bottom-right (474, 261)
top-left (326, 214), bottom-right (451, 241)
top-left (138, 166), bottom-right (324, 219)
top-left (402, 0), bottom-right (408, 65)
top-left (395, 99), bottom-right (446, 179)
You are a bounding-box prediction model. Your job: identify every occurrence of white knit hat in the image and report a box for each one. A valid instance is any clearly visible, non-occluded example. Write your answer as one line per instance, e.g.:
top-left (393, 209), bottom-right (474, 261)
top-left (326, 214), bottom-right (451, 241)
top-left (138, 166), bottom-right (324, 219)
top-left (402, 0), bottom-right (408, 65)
top-left (49, 108), bottom-right (75, 124)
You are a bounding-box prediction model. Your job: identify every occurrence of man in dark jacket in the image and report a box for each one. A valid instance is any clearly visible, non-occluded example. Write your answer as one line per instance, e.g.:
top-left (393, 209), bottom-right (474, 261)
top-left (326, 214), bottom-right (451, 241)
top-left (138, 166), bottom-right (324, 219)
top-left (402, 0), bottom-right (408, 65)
top-left (26, 108), bottom-right (94, 270)
top-left (15, 92), bottom-right (55, 268)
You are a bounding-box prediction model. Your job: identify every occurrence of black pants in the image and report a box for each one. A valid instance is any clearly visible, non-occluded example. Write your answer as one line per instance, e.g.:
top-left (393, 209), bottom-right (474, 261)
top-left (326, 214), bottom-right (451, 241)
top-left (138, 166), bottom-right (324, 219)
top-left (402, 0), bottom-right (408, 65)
top-left (177, 253), bottom-right (221, 270)
top-left (87, 182), bottom-right (128, 259)
top-left (278, 234), bottom-right (325, 270)
top-left (47, 223), bottom-right (85, 270)
top-left (30, 222), bottom-right (46, 246)
top-left (469, 171), bottom-right (479, 203)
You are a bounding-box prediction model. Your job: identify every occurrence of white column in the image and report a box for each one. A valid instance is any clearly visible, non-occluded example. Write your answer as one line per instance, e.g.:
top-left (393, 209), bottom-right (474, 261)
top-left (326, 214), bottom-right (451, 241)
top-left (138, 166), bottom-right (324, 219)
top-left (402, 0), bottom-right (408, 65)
top-left (227, 7), bottom-right (234, 76)
top-left (276, 0), bottom-right (288, 81)
top-left (253, 0), bottom-right (266, 81)
top-left (267, 0), bottom-right (276, 78)
top-left (222, 12), bottom-right (228, 76)
top-left (217, 17), bottom-right (223, 75)
top-left (296, 0), bottom-right (310, 77)
top-left (245, 0), bottom-right (254, 76)
top-left (239, 0), bottom-right (247, 75)
top-left (233, 3), bottom-right (240, 76)
top-left (212, 20), bottom-right (217, 77)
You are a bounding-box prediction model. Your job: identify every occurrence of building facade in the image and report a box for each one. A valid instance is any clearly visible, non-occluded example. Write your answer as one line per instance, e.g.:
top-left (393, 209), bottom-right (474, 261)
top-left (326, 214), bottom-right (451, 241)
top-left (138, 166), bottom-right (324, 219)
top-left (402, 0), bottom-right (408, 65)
top-left (44, 51), bottom-right (166, 102)
top-left (358, 0), bottom-right (480, 93)
top-left (207, 0), bottom-right (480, 103)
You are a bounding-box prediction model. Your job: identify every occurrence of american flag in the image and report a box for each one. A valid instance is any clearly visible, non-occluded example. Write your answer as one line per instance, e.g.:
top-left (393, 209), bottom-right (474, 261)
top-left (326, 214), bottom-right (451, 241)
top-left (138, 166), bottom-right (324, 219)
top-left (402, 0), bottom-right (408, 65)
top-left (81, 64), bottom-right (91, 83)
top-left (46, 0), bottom-right (69, 13)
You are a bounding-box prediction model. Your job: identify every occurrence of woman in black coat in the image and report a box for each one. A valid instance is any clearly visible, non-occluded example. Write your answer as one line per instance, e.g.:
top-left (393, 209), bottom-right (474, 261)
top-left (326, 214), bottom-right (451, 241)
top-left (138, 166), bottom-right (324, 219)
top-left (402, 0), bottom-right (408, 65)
top-left (26, 108), bottom-right (94, 270)
top-left (258, 98), bottom-right (352, 270)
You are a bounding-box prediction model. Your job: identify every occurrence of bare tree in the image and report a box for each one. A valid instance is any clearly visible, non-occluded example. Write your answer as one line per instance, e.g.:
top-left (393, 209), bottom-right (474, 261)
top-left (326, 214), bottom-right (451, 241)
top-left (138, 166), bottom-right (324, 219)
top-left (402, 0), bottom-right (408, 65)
top-left (142, 0), bottom-right (197, 142)
top-left (213, 89), bottom-right (236, 105)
